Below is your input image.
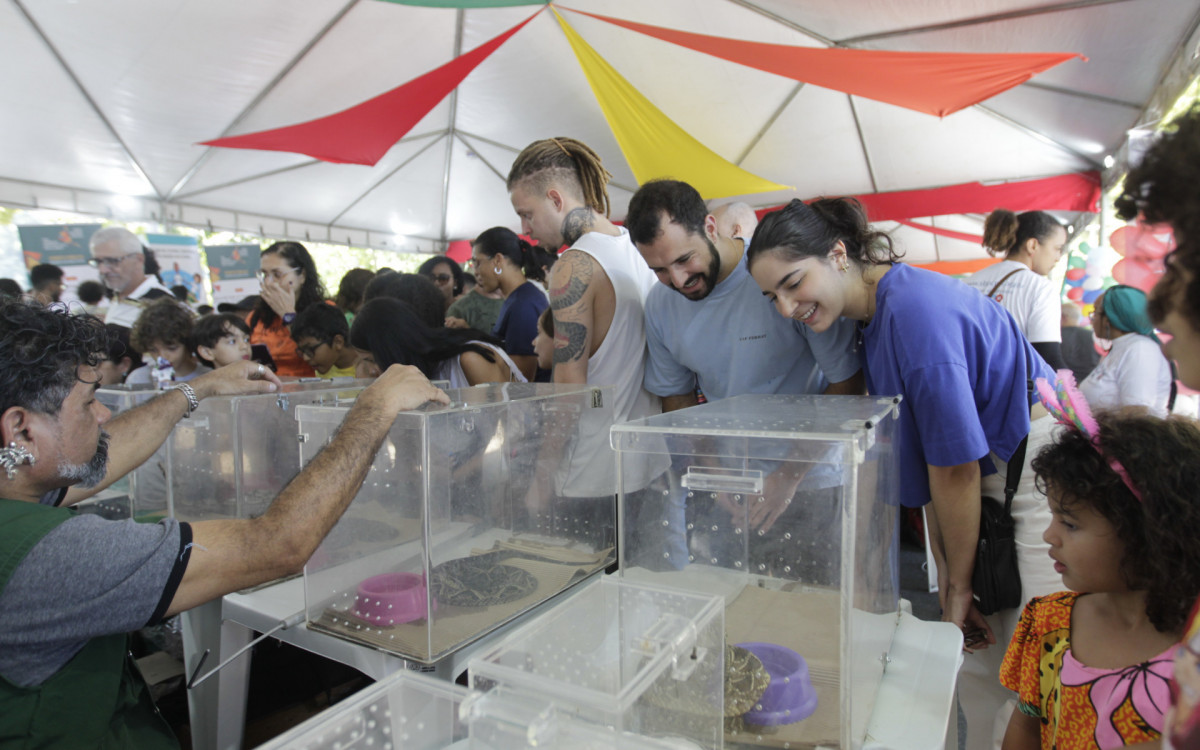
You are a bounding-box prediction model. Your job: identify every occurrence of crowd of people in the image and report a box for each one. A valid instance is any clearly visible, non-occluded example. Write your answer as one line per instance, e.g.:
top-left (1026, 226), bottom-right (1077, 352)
top-left (1, 109), bottom-right (1199, 749)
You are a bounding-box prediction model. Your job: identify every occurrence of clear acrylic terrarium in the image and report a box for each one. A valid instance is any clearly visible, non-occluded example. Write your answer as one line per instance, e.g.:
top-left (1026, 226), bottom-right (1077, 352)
top-left (166, 379), bottom-right (369, 522)
top-left (300, 383), bottom-right (617, 664)
top-left (96, 384), bottom-right (166, 518)
top-left (612, 394), bottom-right (903, 749)
top-left (469, 576), bottom-right (726, 750)
top-left (256, 668), bottom-right (690, 750)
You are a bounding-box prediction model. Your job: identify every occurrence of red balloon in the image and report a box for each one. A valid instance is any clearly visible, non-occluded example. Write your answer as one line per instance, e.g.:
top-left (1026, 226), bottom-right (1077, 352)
top-left (1112, 258), bottom-right (1126, 284)
top-left (1065, 267), bottom-right (1086, 281)
top-left (1109, 225), bottom-right (1130, 257)
top-left (1123, 258), bottom-right (1162, 293)
top-left (1066, 286), bottom-right (1084, 301)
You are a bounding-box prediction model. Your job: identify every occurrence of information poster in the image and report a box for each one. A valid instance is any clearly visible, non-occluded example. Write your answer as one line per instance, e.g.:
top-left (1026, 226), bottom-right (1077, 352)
top-left (17, 223), bottom-right (103, 306)
top-left (205, 244), bottom-right (261, 306)
top-left (146, 233), bottom-right (208, 306)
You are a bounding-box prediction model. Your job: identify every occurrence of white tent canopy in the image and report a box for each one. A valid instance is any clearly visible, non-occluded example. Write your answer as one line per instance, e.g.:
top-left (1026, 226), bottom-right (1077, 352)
top-left (3, 0), bottom-right (1199, 263)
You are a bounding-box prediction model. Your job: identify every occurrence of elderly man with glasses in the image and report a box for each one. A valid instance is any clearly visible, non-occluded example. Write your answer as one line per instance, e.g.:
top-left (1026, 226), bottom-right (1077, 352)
top-left (88, 227), bottom-right (172, 329)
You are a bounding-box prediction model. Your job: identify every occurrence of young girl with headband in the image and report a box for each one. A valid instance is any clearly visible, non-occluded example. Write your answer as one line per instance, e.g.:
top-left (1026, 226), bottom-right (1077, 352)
top-left (1000, 374), bottom-right (1200, 749)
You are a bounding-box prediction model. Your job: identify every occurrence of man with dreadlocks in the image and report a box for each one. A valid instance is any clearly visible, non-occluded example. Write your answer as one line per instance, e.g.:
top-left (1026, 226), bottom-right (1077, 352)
top-left (507, 137), bottom-right (669, 554)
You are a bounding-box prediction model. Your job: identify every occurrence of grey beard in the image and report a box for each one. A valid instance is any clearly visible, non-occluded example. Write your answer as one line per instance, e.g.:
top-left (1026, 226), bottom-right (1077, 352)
top-left (58, 430), bottom-right (110, 489)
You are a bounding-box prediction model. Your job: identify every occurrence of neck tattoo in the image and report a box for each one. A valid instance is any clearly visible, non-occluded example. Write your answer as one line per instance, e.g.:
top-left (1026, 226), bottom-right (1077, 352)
top-left (561, 208), bottom-right (595, 247)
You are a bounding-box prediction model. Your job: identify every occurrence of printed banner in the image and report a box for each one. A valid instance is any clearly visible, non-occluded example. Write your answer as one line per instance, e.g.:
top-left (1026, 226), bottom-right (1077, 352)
top-left (146, 233), bottom-right (208, 306)
top-left (17, 223), bottom-right (103, 307)
top-left (205, 244), bottom-right (261, 306)
top-left (18, 223), bottom-right (101, 268)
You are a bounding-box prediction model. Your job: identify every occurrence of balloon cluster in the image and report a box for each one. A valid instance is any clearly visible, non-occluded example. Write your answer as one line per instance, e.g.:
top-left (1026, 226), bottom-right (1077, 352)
top-left (1063, 241), bottom-right (1120, 308)
top-left (1109, 219), bottom-right (1174, 293)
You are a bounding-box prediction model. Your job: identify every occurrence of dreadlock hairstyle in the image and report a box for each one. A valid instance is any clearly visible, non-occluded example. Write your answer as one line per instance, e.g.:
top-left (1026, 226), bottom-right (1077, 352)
top-left (506, 137), bottom-right (613, 217)
top-left (1032, 411), bottom-right (1200, 633)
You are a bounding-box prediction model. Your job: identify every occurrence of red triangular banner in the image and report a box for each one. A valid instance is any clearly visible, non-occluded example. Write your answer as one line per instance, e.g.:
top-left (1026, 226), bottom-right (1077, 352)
top-left (200, 9), bottom-right (542, 165)
top-left (561, 7), bottom-right (1083, 117)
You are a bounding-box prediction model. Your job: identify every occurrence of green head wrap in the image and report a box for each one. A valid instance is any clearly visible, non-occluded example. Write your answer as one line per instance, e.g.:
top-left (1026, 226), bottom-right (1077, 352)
top-left (1102, 284), bottom-right (1159, 343)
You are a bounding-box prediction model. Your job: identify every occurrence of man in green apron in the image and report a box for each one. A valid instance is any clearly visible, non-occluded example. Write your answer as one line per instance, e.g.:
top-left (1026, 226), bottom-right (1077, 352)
top-left (0, 300), bottom-right (448, 748)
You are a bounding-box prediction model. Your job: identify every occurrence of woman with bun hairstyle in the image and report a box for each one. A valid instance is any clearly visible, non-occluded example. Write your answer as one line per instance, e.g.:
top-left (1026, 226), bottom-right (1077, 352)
top-left (470, 227), bottom-right (556, 381)
top-left (964, 210), bottom-right (1068, 371)
top-left (748, 196), bottom-right (1057, 750)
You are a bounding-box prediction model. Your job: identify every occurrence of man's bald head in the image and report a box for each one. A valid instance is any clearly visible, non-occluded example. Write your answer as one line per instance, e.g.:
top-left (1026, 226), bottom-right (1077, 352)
top-left (708, 201), bottom-right (758, 242)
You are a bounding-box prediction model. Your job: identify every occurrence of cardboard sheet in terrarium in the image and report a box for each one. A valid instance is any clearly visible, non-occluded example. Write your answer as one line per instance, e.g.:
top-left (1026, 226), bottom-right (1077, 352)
top-left (724, 585), bottom-right (842, 748)
top-left (312, 548), bottom-right (610, 662)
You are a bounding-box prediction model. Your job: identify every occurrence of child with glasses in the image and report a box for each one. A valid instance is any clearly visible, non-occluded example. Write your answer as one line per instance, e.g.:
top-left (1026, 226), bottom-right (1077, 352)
top-left (288, 304), bottom-right (361, 378)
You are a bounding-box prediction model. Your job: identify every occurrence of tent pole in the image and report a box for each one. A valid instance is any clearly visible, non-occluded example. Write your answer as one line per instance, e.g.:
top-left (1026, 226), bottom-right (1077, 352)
top-left (736, 83), bottom-right (804, 166)
top-left (973, 105), bottom-right (1103, 169)
top-left (327, 133), bottom-right (448, 227)
top-left (165, 0), bottom-right (363, 201)
top-left (847, 97), bottom-right (878, 193)
top-left (12, 0), bottom-right (160, 200)
top-left (837, 0), bottom-right (1134, 44)
top-left (439, 9), bottom-right (466, 251)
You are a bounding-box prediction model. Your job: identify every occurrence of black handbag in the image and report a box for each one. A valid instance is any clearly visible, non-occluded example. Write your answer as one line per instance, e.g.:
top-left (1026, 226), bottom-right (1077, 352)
top-left (972, 434), bottom-right (1027, 616)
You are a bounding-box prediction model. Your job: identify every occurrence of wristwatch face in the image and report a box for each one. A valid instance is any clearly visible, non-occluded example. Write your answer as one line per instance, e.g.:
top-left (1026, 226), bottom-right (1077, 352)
top-left (283, 312), bottom-right (296, 324)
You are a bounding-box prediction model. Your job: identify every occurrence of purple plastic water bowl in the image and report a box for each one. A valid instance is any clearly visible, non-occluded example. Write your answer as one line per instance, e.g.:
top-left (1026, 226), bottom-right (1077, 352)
top-left (353, 572), bottom-right (434, 626)
top-left (735, 642), bottom-right (818, 726)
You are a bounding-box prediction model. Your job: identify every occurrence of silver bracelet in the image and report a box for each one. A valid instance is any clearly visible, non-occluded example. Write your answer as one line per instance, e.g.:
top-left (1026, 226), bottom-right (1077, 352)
top-left (172, 383), bottom-right (199, 417)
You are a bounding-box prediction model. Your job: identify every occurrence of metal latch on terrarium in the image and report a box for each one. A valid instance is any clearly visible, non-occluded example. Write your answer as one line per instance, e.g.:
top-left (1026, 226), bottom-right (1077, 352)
top-left (276, 394), bottom-right (290, 411)
top-left (591, 388), bottom-right (603, 408)
top-left (631, 614), bottom-right (707, 681)
top-left (681, 466), bottom-right (763, 495)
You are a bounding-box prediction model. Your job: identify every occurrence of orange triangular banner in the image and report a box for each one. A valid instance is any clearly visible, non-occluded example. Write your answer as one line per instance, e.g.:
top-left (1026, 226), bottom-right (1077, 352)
top-left (561, 7), bottom-right (1083, 117)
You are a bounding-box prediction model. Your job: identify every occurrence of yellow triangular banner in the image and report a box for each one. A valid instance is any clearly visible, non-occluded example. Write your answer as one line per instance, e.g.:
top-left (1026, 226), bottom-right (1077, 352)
top-left (553, 8), bottom-right (790, 199)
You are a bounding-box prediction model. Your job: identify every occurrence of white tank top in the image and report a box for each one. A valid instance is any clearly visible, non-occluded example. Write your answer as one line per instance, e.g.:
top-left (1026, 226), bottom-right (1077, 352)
top-left (436, 341), bottom-right (527, 389)
top-left (557, 228), bottom-right (667, 497)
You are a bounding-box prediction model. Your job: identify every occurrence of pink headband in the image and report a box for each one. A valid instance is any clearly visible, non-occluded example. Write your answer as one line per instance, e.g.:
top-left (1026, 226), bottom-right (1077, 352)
top-left (1035, 370), bottom-right (1143, 502)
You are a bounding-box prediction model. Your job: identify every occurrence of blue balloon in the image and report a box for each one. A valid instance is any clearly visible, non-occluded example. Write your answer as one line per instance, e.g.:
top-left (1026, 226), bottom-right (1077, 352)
top-left (1063, 277), bottom-right (1084, 287)
top-left (1082, 288), bottom-right (1104, 304)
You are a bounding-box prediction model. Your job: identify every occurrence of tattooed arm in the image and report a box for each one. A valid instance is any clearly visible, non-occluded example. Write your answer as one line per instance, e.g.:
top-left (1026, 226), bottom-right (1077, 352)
top-left (548, 249), bottom-right (596, 385)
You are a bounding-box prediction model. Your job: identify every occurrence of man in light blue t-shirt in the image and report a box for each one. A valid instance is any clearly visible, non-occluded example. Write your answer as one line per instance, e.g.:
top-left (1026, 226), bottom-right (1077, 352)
top-left (624, 180), bottom-right (864, 577)
top-left (626, 179), bottom-right (863, 410)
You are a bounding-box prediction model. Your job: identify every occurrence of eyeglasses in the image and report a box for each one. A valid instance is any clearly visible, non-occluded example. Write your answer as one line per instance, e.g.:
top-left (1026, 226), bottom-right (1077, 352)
top-left (296, 341), bottom-right (328, 359)
top-left (87, 253), bottom-right (140, 268)
top-left (431, 273), bottom-right (453, 284)
top-left (257, 268), bottom-right (298, 282)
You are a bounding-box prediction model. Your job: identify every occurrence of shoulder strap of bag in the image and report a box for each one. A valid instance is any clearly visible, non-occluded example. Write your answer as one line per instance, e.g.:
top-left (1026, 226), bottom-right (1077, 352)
top-left (1003, 435), bottom-right (1027, 516)
top-left (988, 267), bottom-right (1026, 298)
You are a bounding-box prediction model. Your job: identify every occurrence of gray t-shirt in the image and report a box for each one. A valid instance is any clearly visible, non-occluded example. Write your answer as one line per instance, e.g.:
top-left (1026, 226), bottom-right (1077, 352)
top-left (0, 490), bottom-right (191, 687)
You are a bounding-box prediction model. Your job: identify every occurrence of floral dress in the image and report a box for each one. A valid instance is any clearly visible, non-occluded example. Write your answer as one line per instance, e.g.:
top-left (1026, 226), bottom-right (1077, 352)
top-left (1000, 591), bottom-right (1174, 749)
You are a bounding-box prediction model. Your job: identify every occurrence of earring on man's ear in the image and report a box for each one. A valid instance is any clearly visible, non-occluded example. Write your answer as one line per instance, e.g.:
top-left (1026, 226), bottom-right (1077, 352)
top-left (494, 267), bottom-right (502, 276)
top-left (0, 442), bottom-right (35, 480)
top-left (840, 260), bottom-right (849, 273)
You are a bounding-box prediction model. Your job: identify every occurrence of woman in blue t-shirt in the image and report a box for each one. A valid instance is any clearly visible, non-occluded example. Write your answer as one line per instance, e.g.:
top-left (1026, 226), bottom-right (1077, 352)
top-left (471, 227), bottom-right (557, 381)
top-left (747, 197), bottom-right (1056, 750)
